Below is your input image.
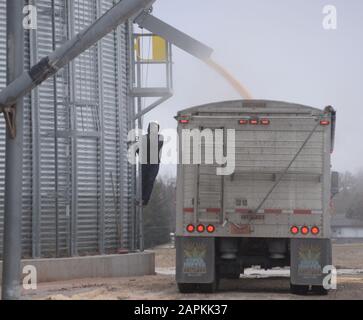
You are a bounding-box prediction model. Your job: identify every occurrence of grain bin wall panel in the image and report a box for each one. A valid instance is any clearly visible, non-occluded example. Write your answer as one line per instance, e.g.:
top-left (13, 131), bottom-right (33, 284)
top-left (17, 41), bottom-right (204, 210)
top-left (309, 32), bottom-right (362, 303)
top-left (71, 0), bottom-right (100, 255)
top-left (76, 137), bottom-right (99, 254)
top-left (100, 0), bottom-right (120, 251)
top-left (22, 26), bottom-right (33, 258)
top-left (36, 0), bottom-right (59, 257)
top-left (0, 0), bottom-right (134, 258)
top-left (52, 0), bottom-right (73, 257)
top-left (117, 23), bottom-right (133, 249)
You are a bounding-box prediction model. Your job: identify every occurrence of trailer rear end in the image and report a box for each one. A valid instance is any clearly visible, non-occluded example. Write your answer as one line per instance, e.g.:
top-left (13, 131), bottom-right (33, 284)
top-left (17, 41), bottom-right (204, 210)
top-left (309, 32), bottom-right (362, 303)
top-left (175, 100), bottom-right (336, 294)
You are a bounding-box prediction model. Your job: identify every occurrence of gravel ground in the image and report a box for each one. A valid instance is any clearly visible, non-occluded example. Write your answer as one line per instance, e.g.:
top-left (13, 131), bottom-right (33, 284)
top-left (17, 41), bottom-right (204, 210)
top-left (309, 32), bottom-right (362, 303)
top-left (19, 243), bottom-right (363, 300)
top-left (333, 243), bottom-right (363, 269)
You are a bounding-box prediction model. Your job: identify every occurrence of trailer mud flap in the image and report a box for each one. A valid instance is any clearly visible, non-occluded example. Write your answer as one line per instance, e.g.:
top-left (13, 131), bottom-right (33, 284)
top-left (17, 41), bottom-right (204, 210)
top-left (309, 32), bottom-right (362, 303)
top-left (176, 237), bottom-right (215, 284)
top-left (290, 238), bottom-right (332, 286)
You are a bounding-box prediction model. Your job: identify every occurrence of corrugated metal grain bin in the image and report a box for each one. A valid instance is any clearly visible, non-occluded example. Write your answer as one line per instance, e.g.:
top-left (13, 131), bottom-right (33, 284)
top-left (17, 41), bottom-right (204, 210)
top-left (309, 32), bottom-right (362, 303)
top-left (0, 0), bottom-right (135, 258)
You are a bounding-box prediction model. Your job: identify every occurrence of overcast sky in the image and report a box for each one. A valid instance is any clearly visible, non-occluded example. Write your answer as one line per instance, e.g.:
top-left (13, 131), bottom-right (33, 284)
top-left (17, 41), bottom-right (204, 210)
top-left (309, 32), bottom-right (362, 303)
top-left (142, 0), bottom-right (363, 175)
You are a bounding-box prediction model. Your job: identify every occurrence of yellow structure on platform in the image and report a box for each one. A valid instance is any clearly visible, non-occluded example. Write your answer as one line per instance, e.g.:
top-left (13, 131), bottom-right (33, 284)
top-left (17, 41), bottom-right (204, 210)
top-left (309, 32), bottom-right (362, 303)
top-left (135, 35), bottom-right (167, 61)
top-left (152, 36), bottom-right (167, 61)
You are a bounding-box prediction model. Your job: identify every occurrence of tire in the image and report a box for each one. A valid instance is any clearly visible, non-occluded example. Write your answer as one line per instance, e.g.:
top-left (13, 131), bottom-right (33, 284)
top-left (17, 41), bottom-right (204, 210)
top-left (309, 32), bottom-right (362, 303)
top-left (177, 278), bottom-right (219, 294)
top-left (223, 272), bottom-right (240, 280)
top-left (199, 279), bottom-right (219, 293)
top-left (311, 285), bottom-right (328, 296)
top-left (177, 283), bottom-right (197, 294)
top-left (290, 283), bottom-right (309, 295)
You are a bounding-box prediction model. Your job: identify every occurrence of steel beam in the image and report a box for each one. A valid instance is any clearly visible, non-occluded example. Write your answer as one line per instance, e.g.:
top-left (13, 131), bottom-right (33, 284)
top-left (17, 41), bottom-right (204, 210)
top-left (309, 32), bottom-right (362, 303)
top-left (67, 0), bottom-right (78, 257)
top-left (136, 46), bottom-right (144, 252)
top-left (116, 23), bottom-right (126, 250)
top-left (29, 0), bottom-right (41, 259)
top-left (51, 0), bottom-right (60, 258)
top-left (128, 21), bottom-right (137, 252)
top-left (2, 0), bottom-right (25, 300)
top-left (96, 0), bottom-right (105, 255)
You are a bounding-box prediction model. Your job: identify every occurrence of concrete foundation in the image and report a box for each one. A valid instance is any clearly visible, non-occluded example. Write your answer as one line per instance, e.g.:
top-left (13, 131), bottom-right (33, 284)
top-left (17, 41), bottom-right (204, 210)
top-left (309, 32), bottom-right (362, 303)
top-left (0, 251), bottom-right (155, 283)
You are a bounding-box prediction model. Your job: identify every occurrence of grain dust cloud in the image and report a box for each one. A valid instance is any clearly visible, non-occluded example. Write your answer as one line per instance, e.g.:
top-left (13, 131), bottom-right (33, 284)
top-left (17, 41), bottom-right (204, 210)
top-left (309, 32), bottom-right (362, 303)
top-left (205, 58), bottom-right (253, 99)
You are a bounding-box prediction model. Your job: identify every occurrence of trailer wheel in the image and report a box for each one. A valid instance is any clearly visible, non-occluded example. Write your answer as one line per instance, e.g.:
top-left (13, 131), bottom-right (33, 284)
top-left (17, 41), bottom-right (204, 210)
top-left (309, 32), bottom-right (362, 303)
top-left (199, 278), bottom-right (219, 293)
top-left (177, 283), bottom-right (197, 294)
top-left (311, 285), bottom-right (328, 296)
top-left (177, 277), bottom-right (219, 294)
top-left (290, 283), bottom-right (309, 295)
top-left (223, 274), bottom-right (240, 280)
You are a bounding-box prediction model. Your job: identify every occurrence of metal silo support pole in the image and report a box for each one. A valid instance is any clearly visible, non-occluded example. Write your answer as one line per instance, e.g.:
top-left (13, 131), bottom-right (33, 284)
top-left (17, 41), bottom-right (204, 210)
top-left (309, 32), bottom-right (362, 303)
top-left (1, 0), bottom-right (24, 300)
top-left (138, 108), bottom-right (144, 252)
top-left (136, 54), bottom-right (144, 252)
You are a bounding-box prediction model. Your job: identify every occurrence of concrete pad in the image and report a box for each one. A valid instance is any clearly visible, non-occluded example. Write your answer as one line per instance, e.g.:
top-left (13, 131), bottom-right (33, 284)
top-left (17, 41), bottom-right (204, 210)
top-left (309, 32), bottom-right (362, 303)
top-left (0, 251), bottom-right (155, 283)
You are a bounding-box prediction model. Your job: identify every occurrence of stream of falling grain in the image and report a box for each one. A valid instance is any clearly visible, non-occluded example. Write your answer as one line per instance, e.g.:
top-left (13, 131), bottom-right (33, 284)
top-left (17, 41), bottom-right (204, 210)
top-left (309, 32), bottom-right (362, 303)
top-left (205, 58), bottom-right (253, 100)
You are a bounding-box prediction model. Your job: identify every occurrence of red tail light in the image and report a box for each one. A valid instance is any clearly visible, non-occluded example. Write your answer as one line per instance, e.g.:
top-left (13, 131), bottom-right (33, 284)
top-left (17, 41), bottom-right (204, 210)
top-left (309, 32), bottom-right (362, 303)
top-left (180, 119), bottom-right (189, 124)
top-left (239, 119), bottom-right (249, 125)
top-left (260, 119), bottom-right (270, 125)
top-left (186, 224), bottom-right (195, 233)
top-left (207, 225), bottom-right (215, 233)
top-left (291, 226), bottom-right (299, 235)
top-left (301, 226), bottom-right (309, 235)
top-left (197, 224), bottom-right (205, 233)
top-left (311, 226), bottom-right (320, 235)
top-left (320, 120), bottom-right (330, 126)
top-left (250, 119), bottom-right (259, 125)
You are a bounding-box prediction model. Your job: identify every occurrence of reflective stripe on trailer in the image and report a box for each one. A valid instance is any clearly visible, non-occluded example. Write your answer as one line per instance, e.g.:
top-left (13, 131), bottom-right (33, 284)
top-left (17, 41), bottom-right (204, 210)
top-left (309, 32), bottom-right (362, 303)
top-left (293, 209), bottom-right (312, 215)
top-left (234, 209), bottom-right (323, 215)
top-left (291, 209), bottom-right (323, 215)
top-left (218, 208), bottom-right (323, 215)
top-left (198, 208), bottom-right (221, 213)
top-left (264, 209), bottom-right (283, 214)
